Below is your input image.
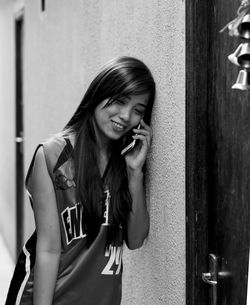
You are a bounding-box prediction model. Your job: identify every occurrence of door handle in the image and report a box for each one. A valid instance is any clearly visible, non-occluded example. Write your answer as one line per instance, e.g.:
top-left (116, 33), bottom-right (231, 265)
top-left (202, 254), bottom-right (218, 305)
top-left (202, 272), bottom-right (217, 285)
top-left (15, 136), bottom-right (24, 154)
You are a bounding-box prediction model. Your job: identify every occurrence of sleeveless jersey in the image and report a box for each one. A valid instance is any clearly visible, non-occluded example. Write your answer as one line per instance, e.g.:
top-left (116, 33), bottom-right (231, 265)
top-left (5, 136), bottom-right (123, 305)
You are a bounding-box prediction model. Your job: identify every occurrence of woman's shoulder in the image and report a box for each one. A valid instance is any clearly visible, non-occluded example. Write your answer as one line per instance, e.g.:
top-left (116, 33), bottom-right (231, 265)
top-left (41, 133), bottom-right (75, 171)
top-left (43, 133), bottom-right (75, 153)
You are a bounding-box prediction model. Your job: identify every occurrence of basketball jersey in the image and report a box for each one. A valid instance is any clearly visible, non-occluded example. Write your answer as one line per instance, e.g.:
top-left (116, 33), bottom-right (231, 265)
top-left (5, 136), bottom-right (123, 305)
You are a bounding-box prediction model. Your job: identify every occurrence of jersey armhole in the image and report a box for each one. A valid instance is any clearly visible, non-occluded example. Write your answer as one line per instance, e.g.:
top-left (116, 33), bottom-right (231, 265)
top-left (25, 144), bottom-right (44, 190)
top-left (25, 142), bottom-right (55, 195)
top-left (25, 137), bottom-right (69, 194)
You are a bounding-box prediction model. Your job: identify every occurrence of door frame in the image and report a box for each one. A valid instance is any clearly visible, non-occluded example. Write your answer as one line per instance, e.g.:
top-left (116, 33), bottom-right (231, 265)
top-left (15, 8), bottom-right (24, 259)
top-left (186, 1), bottom-right (210, 304)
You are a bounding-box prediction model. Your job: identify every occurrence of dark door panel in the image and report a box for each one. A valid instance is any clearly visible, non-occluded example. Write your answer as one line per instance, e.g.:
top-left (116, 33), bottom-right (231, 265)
top-left (187, 1), bottom-right (250, 304)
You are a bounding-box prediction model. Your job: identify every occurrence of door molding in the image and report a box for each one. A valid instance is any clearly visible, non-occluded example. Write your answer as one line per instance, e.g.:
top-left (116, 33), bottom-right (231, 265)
top-left (15, 8), bottom-right (24, 259)
top-left (186, 1), bottom-right (210, 304)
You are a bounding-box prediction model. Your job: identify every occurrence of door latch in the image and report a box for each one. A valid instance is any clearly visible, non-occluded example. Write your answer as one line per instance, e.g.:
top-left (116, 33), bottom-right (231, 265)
top-left (202, 272), bottom-right (217, 285)
top-left (15, 136), bottom-right (23, 143)
top-left (202, 254), bottom-right (218, 305)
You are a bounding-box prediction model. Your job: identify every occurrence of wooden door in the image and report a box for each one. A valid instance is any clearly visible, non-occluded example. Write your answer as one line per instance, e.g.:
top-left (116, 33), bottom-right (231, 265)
top-left (187, 1), bottom-right (250, 304)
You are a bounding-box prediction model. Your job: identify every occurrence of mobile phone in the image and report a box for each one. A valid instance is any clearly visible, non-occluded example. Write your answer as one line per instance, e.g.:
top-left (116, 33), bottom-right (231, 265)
top-left (121, 124), bottom-right (141, 156)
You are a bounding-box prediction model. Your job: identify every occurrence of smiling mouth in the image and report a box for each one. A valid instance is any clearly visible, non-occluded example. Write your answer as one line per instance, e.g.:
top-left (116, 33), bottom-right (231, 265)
top-left (111, 121), bottom-right (127, 130)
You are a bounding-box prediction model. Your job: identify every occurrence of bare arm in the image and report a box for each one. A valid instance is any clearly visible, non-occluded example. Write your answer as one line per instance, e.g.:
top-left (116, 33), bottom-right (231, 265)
top-left (27, 147), bottom-right (61, 305)
top-left (124, 120), bottom-right (152, 249)
top-left (125, 169), bottom-right (150, 249)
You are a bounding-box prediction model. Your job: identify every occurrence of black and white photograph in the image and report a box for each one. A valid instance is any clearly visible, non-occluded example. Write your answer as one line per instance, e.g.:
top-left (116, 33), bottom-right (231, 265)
top-left (10, 0), bottom-right (250, 304)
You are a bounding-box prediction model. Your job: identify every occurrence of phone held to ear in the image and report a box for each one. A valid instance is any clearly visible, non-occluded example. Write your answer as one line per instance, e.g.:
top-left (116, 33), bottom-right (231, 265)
top-left (121, 124), bottom-right (141, 156)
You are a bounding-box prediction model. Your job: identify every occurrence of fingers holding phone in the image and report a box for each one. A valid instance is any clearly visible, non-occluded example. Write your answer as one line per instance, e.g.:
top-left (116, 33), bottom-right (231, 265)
top-left (121, 124), bottom-right (141, 156)
top-left (122, 120), bottom-right (152, 171)
top-left (132, 120), bottom-right (152, 148)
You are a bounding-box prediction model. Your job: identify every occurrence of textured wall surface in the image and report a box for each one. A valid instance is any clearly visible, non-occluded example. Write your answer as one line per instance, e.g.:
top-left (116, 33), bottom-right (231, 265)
top-left (1, 0), bottom-right (185, 304)
top-left (0, 0), bottom-right (16, 259)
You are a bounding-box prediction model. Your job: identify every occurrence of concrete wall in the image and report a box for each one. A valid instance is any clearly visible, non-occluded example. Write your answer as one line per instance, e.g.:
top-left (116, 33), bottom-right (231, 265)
top-left (1, 0), bottom-right (185, 304)
top-left (0, 0), bottom-right (17, 260)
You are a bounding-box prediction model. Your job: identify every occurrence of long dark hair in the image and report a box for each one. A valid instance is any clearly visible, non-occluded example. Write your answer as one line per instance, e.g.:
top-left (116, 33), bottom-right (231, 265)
top-left (64, 56), bottom-right (155, 243)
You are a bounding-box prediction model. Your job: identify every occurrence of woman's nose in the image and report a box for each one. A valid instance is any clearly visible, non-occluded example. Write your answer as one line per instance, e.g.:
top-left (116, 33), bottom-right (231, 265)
top-left (119, 106), bottom-right (131, 121)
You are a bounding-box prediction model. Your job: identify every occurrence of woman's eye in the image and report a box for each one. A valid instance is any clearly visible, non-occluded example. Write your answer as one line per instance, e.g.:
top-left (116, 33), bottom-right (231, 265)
top-left (134, 109), bottom-right (144, 115)
top-left (116, 99), bottom-right (126, 105)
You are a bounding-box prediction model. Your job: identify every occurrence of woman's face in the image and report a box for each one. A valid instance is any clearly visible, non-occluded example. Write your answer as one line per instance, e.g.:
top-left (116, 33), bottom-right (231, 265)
top-left (93, 93), bottom-right (149, 147)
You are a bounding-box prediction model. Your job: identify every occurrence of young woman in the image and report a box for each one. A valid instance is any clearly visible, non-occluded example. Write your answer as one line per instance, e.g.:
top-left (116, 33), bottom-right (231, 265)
top-left (5, 56), bottom-right (155, 305)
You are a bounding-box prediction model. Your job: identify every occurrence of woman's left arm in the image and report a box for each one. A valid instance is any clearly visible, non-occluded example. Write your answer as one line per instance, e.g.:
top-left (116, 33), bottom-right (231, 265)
top-left (126, 169), bottom-right (149, 249)
top-left (124, 120), bottom-right (152, 249)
